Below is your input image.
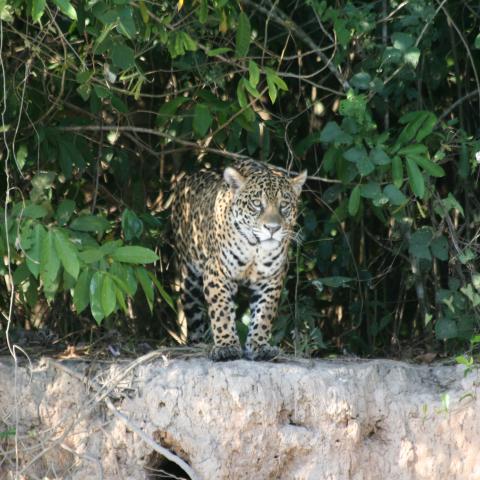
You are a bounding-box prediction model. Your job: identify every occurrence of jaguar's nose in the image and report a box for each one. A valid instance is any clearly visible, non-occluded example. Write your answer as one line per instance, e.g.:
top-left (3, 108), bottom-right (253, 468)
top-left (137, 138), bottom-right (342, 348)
top-left (264, 223), bottom-right (281, 235)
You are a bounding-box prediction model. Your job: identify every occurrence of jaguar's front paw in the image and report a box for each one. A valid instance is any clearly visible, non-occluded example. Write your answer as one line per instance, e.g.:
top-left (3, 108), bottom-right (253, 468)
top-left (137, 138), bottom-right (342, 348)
top-left (210, 345), bottom-right (243, 362)
top-left (244, 344), bottom-right (281, 361)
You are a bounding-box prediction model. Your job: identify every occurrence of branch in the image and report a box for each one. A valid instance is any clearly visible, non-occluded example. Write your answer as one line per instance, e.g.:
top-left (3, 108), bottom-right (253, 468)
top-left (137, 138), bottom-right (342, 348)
top-left (240, 0), bottom-right (350, 91)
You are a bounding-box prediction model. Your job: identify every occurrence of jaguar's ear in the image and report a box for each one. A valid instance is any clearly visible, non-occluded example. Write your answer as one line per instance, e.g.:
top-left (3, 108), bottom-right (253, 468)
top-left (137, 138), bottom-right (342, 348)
top-left (290, 170), bottom-right (308, 196)
top-left (224, 167), bottom-right (245, 191)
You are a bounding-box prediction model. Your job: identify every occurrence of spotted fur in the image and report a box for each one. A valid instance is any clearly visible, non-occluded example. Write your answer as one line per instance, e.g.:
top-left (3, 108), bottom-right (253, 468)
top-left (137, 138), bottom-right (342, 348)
top-left (171, 159), bottom-right (307, 361)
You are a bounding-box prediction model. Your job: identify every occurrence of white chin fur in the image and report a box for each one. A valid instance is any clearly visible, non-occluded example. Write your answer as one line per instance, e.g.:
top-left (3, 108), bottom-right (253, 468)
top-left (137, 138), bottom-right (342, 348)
top-left (259, 239), bottom-right (280, 250)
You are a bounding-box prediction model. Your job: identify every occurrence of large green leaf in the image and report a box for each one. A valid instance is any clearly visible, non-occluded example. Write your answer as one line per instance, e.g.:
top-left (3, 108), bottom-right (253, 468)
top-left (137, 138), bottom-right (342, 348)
top-left (111, 246), bottom-right (159, 264)
top-left (53, 229), bottom-right (80, 279)
top-left (392, 156), bottom-right (403, 188)
top-left (348, 185), bottom-right (361, 216)
top-left (111, 43), bottom-right (135, 70)
top-left (70, 215), bottom-right (110, 235)
top-left (193, 104), bottom-right (213, 137)
top-left (89, 272), bottom-right (105, 324)
top-left (101, 274), bottom-right (116, 317)
top-left (52, 0), bottom-right (77, 20)
top-left (431, 235), bottom-right (449, 261)
top-left (320, 122), bottom-right (352, 144)
top-left (26, 224), bottom-right (46, 278)
top-left (40, 230), bottom-right (61, 297)
top-left (406, 157), bottom-right (425, 198)
top-left (235, 12), bottom-right (251, 58)
top-left (409, 228), bottom-right (432, 260)
top-left (410, 155), bottom-right (445, 178)
top-left (383, 184), bottom-right (407, 206)
top-left (73, 269), bottom-right (92, 313)
top-left (31, 0), bottom-right (46, 22)
top-left (248, 60), bottom-right (260, 88)
top-left (135, 266), bottom-right (154, 312)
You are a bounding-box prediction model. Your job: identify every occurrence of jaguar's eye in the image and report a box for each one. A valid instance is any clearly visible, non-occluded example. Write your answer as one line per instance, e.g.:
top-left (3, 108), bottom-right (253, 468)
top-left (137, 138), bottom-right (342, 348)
top-left (252, 199), bottom-right (262, 210)
top-left (279, 200), bottom-right (290, 211)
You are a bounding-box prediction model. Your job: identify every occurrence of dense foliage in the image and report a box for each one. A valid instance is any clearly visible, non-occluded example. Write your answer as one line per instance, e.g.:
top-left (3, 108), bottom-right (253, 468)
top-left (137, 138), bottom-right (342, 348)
top-left (1, 0), bottom-right (480, 357)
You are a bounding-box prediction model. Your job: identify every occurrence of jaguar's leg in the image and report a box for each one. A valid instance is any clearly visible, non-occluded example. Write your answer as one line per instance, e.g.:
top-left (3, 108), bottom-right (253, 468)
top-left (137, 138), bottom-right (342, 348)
top-left (245, 277), bottom-right (284, 361)
top-left (203, 267), bottom-right (242, 361)
top-left (177, 262), bottom-right (208, 343)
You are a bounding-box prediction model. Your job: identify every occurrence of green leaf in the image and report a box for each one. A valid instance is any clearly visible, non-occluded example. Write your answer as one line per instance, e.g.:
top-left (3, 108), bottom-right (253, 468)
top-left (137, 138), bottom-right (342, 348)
top-left (236, 80), bottom-right (248, 108)
top-left (440, 193), bottom-right (464, 217)
top-left (26, 224), bottom-right (45, 279)
top-left (392, 156), bottom-right (403, 188)
top-left (249, 60), bottom-right (260, 88)
top-left (52, 0), bottom-right (77, 20)
top-left (157, 97), bottom-right (189, 126)
top-left (206, 47), bottom-right (232, 56)
top-left (416, 113), bottom-right (436, 141)
top-left (55, 199), bottom-right (75, 226)
top-left (13, 263), bottom-right (31, 286)
top-left (235, 12), bottom-right (251, 58)
top-left (344, 147), bottom-right (367, 163)
top-left (53, 230), bottom-right (80, 279)
top-left (265, 68), bottom-right (288, 91)
top-left (73, 269), bottom-right (92, 313)
top-left (111, 96), bottom-right (128, 113)
top-left (101, 274), bottom-right (116, 317)
top-left (404, 47), bottom-right (420, 68)
top-left (350, 72), bottom-right (371, 90)
top-left (398, 144), bottom-right (428, 156)
top-left (100, 240), bottom-right (123, 255)
top-left (243, 78), bottom-right (260, 98)
top-left (89, 272), bottom-right (105, 324)
top-left (357, 156), bottom-right (375, 176)
top-left (78, 248), bottom-right (105, 264)
top-left (111, 246), bottom-right (159, 264)
top-left (348, 185), bottom-right (361, 216)
top-left (23, 204), bottom-right (48, 219)
top-left (384, 184), bottom-right (407, 206)
top-left (431, 235), bottom-right (449, 261)
top-left (118, 6), bottom-right (136, 38)
top-left (435, 317), bottom-right (458, 340)
top-left (32, 0), bottom-right (46, 22)
top-left (135, 267), bottom-right (154, 312)
top-left (40, 230), bottom-right (61, 296)
top-left (461, 285), bottom-right (480, 307)
top-left (266, 73), bottom-right (277, 104)
top-left (320, 122), bottom-right (352, 144)
top-left (392, 32), bottom-right (414, 52)
top-left (110, 263), bottom-right (137, 295)
top-left (111, 44), bottom-right (135, 70)
top-left (70, 215), bottom-right (110, 235)
top-left (475, 33), bottom-right (480, 49)
top-left (115, 284), bottom-right (128, 313)
top-left (180, 32), bottom-right (197, 52)
top-left (360, 182), bottom-right (381, 199)
top-left (406, 157), bottom-right (425, 198)
top-left (121, 209), bottom-right (143, 241)
top-left (193, 104), bottom-right (213, 137)
top-left (77, 84), bottom-right (91, 101)
top-left (16, 144), bottom-right (28, 171)
top-left (93, 85), bottom-right (111, 99)
top-left (409, 155), bottom-right (445, 178)
top-left (409, 228), bottom-right (432, 260)
top-left (370, 148), bottom-right (391, 165)
top-left (147, 270), bottom-right (175, 312)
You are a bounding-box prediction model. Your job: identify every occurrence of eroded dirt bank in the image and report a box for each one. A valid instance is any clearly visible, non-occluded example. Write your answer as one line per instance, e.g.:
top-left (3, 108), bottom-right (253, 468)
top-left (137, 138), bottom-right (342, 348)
top-left (0, 354), bottom-right (479, 479)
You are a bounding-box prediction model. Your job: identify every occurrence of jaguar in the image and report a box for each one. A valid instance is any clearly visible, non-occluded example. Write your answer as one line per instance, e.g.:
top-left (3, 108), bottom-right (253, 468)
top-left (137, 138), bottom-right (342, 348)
top-left (171, 159), bottom-right (307, 361)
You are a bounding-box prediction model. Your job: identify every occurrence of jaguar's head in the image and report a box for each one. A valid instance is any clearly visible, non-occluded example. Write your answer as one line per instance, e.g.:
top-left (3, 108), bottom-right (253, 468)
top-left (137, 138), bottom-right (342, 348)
top-left (224, 165), bottom-right (307, 249)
